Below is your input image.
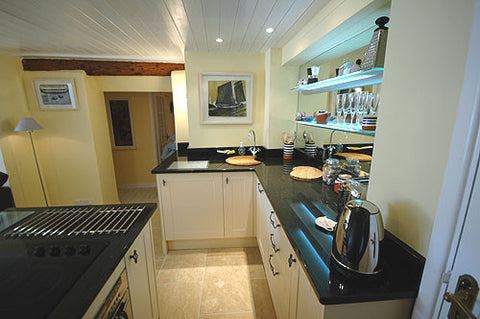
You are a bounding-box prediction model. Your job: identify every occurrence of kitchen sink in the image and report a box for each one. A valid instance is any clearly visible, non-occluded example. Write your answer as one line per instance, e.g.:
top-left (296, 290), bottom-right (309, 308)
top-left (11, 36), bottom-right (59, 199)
top-left (167, 160), bottom-right (209, 170)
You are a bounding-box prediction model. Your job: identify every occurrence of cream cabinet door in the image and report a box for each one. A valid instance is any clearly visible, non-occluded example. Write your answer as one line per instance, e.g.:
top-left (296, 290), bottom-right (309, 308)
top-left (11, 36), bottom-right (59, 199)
top-left (255, 177), bottom-right (269, 264)
top-left (125, 221), bottom-right (159, 319)
top-left (158, 173), bottom-right (224, 240)
top-left (223, 172), bottom-right (254, 238)
top-left (295, 264), bottom-right (325, 319)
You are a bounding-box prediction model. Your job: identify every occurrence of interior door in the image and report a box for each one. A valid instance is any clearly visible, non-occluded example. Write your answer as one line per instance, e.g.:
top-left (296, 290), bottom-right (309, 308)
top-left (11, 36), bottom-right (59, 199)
top-left (437, 159), bottom-right (480, 318)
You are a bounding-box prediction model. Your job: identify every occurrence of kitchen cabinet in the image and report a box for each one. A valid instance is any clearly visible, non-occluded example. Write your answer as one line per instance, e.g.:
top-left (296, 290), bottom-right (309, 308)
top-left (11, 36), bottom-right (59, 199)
top-left (255, 176), bottom-right (298, 319)
top-left (223, 171), bottom-right (254, 238)
top-left (83, 220), bottom-right (159, 319)
top-left (158, 173), bottom-right (224, 240)
top-left (125, 220), bottom-right (159, 319)
top-left (293, 265), bottom-right (325, 319)
top-left (157, 172), bottom-right (254, 240)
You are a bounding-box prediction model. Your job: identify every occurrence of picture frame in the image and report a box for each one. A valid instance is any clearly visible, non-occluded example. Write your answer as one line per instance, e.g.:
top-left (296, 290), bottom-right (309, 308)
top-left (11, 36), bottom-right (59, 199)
top-left (200, 72), bottom-right (253, 124)
top-left (106, 98), bottom-right (136, 150)
top-left (33, 79), bottom-right (77, 110)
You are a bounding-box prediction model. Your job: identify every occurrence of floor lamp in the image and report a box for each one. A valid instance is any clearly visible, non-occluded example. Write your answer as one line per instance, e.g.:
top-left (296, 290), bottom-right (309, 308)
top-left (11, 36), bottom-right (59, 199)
top-left (14, 117), bottom-right (48, 207)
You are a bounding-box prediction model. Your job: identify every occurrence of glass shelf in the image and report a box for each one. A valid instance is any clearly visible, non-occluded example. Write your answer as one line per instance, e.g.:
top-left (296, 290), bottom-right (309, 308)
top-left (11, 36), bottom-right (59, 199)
top-left (291, 67), bottom-right (383, 94)
top-left (292, 120), bottom-right (375, 136)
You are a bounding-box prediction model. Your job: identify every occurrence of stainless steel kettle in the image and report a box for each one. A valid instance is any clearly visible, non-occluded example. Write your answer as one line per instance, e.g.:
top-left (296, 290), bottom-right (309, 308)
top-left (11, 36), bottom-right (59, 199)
top-left (331, 200), bottom-right (384, 275)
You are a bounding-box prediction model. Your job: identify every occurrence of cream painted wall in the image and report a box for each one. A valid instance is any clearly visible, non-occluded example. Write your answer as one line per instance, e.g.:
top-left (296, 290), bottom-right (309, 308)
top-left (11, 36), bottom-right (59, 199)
top-left (95, 76), bottom-right (172, 92)
top-left (367, 0), bottom-right (474, 255)
top-left (22, 70), bottom-right (110, 206)
top-left (84, 77), bottom-right (119, 203)
top-left (106, 92), bottom-right (156, 186)
top-left (171, 71), bottom-right (189, 143)
top-left (0, 55), bottom-right (45, 206)
top-left (184, 51), bottom-right (265, 148)
top-left (264, 48), bottom-right (298, 149)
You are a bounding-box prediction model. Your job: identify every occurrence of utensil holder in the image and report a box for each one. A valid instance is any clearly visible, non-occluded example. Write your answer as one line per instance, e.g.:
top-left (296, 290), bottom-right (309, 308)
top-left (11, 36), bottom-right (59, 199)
top-left (283, 143), bottom-right (294, 159)
top-left (305, 143), bottom-right (317, 157)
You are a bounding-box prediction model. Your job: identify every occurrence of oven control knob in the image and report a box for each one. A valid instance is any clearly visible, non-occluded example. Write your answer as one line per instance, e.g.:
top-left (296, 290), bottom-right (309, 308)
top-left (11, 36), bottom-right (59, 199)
top-left (33, 246), bottom-right (46, 257)
top-left (79, 244), bottom-right (90, 255)
top-left (64, 245), bottom-right (76, 256)
top-left (49, 246), bottom-right (61, 256)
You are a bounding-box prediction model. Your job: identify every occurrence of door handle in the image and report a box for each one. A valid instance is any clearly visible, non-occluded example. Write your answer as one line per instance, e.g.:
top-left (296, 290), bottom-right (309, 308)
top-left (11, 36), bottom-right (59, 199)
top-left (162, 179), bottom-right (166, 186)
top-left (444, 274), bottom-right (478, 319)
top-left (226, 177), bottom-right (229, 184)
top-left (269, 211), bottom-right (280, 229)
top-left (269, 233), bottom-right (279, 253)
top-left (269, 254), bottom-right (279, 277)
top-left (288, 254), bottom-right (297, 267)
top-left (257, 182), bottom-right (264, 193)
top-left (129, 250), bottom-right (139, 264)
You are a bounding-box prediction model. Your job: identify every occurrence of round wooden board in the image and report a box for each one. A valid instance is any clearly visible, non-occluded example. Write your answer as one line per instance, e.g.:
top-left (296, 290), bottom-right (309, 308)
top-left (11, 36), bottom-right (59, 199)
top-left (290, 166), bottom-right (323, 181)
top-left (226, 156), bottom-right (261, 166)
top-left (334, 152), bottom-right (373, 162)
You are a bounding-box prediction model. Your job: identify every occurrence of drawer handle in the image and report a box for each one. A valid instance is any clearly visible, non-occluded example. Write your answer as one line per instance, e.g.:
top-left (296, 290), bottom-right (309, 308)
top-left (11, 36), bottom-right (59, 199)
top-left (270, 233), bottom-right (279, 253)
top-left (269, 254), bottom-right (279, 277)
top-left (288, 254), bottom-right (297, 267)
top-left (129, 250), bottom-right (138, 264)
top-left (257, 182), bottom-right (264, 193)
top-left (269, 211), bottom-right (280, 229)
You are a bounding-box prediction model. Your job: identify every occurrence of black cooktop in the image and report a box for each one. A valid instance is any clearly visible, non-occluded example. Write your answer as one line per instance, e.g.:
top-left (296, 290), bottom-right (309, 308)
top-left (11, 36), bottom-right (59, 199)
top-left (0, 238), bottom-right (108, 318)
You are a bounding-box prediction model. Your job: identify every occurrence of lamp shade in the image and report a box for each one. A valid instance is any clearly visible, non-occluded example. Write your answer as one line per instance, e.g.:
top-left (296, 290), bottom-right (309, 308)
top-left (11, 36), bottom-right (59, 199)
top-left (14, 117), bottom-right (43, 132)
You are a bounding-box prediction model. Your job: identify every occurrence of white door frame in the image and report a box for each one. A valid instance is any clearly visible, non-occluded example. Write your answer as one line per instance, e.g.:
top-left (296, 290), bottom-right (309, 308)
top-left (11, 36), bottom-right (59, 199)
top-left (412, 1), bottom-right (480, 318)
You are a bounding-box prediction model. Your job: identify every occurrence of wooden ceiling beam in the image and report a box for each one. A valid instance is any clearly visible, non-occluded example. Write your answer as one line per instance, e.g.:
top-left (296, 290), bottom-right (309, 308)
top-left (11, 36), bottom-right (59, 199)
top-left (22, 59), bottom-right (184, 76)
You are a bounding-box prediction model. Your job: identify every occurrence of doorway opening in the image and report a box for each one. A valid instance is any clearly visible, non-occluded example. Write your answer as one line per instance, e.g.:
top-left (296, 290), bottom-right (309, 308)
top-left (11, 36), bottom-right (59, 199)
top-left (104, 92), bottom-right (175, 204)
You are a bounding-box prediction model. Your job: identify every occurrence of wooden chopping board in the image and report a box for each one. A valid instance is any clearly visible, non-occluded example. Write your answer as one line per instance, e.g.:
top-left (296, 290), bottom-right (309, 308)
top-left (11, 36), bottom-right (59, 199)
top-left (290, 166), bottom-right (323, 181)
top-left (226, 156), bottom-right (261, 166)
top-left (334, 152), bottom-right (373, 162)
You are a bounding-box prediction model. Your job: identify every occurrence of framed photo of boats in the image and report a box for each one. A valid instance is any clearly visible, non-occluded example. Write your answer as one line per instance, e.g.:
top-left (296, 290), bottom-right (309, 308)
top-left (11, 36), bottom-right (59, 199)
top-left (200, 72), bottom-right (253, 124)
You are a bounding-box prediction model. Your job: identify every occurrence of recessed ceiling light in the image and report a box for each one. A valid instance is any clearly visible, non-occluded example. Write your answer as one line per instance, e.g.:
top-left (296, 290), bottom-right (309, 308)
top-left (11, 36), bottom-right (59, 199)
top-left (216, 38), bottom-right (224, 43)
top-left (266, 27), bottom-right (274, 33)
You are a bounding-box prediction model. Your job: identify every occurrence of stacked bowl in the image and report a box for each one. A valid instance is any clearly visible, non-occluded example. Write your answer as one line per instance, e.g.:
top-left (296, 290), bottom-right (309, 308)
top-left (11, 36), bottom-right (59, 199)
top-left (362, 116), bottom-right (377, 131)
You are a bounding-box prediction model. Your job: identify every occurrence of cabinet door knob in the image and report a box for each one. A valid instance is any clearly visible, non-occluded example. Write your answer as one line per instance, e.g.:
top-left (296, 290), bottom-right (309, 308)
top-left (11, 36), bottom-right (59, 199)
top-left (288, 254), bottom-right (297, 267)
top-left (129, 250), bottom-right (138, 264)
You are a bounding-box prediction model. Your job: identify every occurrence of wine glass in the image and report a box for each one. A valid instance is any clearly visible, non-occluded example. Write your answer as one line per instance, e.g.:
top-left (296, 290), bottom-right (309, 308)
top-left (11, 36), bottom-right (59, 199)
top-left (345, 93), bottom-right (354, 125)
top-left (353, 92), bottom-right (362, 128)
top-left (358, 91), bottom-right (369, 127)
top-left (336, 94), bottom-right (345, 125)
top-left (369, 93), bottom-right (380, 115)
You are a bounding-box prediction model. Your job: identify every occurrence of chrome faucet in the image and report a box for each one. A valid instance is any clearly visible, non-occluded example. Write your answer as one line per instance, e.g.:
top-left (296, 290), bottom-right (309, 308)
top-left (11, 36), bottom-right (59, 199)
top-left (248, 129), bottom-right (260, 157)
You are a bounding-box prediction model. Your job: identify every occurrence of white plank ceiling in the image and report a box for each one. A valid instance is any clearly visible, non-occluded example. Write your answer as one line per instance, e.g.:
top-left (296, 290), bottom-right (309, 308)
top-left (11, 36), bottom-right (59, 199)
top-left (0, 0), bottom-right (330, 62)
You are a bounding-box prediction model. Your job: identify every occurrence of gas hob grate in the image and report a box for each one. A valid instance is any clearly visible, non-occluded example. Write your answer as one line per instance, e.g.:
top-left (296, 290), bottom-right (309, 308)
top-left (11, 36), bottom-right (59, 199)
top-left (3, 205), bottom-right (145, 238)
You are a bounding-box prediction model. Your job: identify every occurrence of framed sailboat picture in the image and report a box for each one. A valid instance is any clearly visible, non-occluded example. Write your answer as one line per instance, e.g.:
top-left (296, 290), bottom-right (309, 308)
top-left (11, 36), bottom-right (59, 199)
top-left (200, 72), bottom-right (253, 124)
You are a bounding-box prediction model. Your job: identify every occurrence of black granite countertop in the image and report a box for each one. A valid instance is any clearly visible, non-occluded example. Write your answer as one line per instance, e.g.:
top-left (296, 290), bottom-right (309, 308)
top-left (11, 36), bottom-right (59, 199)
top-left (0, 203), bottom-right (157, 319)
top-left (152, 150), bottom-right (425, 305)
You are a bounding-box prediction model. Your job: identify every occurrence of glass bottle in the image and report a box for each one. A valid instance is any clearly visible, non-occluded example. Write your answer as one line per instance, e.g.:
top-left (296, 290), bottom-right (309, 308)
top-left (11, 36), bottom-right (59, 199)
top-left (322, 158), bottom-right (341, 185)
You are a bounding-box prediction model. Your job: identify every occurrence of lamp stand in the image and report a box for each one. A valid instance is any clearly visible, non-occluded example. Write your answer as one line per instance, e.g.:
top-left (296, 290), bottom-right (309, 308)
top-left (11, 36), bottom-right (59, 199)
top-left (28, 131), bottom-right (48, 207)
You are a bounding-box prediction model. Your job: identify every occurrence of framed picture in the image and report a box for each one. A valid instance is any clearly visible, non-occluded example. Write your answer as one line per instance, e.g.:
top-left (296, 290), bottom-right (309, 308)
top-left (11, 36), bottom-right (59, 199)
top-left (200, 72), bottom-right (253, 124)
top-left (33, 79), bottom-right (77, 110)
top-left (106, 98), bottom-right (136, 150)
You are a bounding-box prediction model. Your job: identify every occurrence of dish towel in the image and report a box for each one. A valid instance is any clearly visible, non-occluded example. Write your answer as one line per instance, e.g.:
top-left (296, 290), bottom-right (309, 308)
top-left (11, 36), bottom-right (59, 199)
top-left (315, 216), bottom-right (337, 232)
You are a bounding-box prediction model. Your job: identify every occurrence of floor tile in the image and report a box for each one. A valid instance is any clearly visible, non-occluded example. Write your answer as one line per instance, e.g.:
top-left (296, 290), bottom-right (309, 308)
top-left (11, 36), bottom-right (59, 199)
top-left (199, 312), bottom-right (255, 319)
top-left (206, 248), bottom-right (248, 267)
top-left (251, 279), bottom-right (276, 319)
top-left (157, 282), bottom-right (202, 319)
top-left (158, 250), bottom-right (206, 283)
top-left (201, 265), bottom-right (253, 313)
top-left (245, 247), bottom-right (265, 279)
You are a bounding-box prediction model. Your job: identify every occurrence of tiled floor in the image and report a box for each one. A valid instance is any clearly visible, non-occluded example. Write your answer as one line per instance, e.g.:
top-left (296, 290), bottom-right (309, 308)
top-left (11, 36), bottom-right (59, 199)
top-left (118, 187), bottom-right (158, 203)
top-left (156, 248), bottom-right (276, 319)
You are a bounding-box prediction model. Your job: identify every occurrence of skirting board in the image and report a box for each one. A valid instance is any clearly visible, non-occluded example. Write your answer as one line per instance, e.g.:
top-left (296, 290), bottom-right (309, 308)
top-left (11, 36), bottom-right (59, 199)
top-left (167, 237), bottom-right (258, 250)
top-left (117, 183), bottom-right (156, 189)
